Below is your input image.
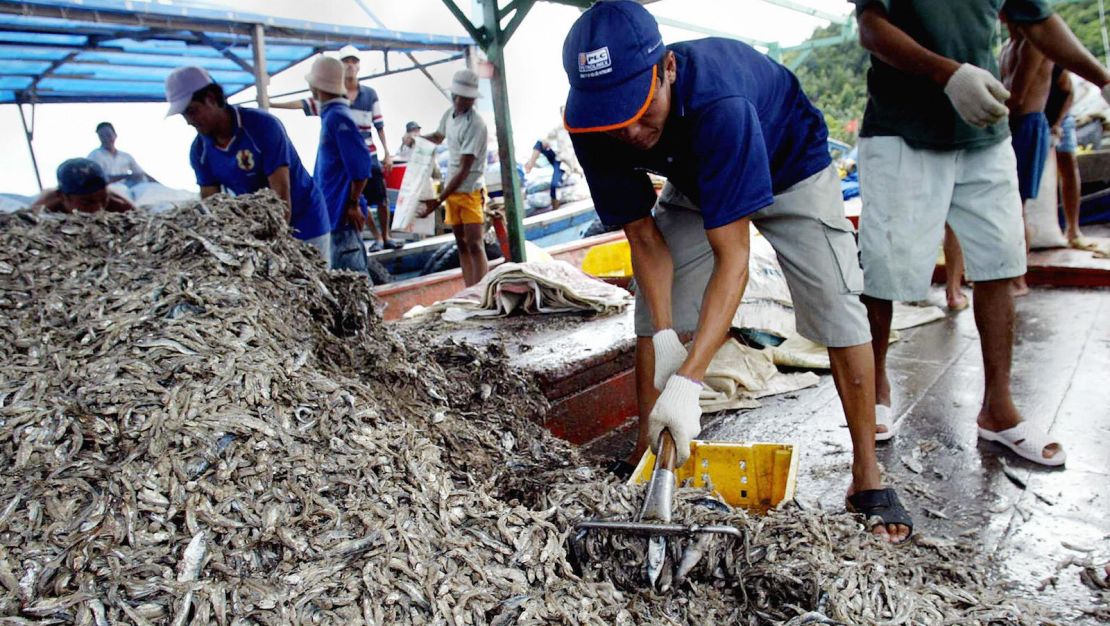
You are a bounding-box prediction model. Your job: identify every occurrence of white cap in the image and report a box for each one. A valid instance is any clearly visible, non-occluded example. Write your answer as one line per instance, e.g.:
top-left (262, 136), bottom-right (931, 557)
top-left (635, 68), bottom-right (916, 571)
top-left (450, 68), bottom-right (480, 99)
top-left (164, 66), bottom-right (214, 117)
top-left (338, 45), bottom-right (360, 61)
top-left (305, 55), bottom-right (345, 97)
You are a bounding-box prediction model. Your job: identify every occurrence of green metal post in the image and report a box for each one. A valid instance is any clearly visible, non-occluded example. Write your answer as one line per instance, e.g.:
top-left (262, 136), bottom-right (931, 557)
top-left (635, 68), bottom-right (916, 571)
top-left (482, 0), bottom-right (529, 262)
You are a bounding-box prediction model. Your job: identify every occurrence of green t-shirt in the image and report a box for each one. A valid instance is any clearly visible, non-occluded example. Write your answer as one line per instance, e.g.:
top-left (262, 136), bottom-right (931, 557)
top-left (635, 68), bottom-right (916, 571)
top-left (853, 0), bottom-right (1052, 150)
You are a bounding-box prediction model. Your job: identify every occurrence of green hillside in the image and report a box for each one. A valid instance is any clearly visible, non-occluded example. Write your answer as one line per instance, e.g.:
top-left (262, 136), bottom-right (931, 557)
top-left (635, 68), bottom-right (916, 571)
top-left (786, 1), bottom-right (1108, 142)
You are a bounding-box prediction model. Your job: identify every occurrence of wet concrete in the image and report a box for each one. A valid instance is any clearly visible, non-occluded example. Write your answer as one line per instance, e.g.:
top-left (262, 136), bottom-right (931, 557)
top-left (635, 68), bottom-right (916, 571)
top-left (585, 286), bottom-right (1110, 623)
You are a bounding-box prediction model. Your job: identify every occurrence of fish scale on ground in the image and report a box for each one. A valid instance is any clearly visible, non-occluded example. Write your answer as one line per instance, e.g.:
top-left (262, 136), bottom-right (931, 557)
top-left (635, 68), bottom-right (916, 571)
top-left (0, 190), bottom-right (1065, 624)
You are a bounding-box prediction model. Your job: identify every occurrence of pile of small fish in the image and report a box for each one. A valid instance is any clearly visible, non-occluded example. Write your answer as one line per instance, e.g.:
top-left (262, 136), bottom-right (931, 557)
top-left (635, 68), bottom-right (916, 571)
top-left (0, 191), bottom-right (1058, 625)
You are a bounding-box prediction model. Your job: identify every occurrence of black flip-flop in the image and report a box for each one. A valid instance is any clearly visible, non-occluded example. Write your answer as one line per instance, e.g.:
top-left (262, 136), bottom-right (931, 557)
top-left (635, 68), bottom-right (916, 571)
top-left (846, 488), bottom-right (913, 540)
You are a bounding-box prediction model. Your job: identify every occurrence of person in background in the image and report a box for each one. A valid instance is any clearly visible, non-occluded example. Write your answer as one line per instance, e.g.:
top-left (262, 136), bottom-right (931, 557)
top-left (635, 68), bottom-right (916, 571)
top-left (852, 0), bottom-right (1110, 467)
top-left (417, 69), bottom-right (490, 287)
top-left (164, 66), bottom-right (332, 263)
top-left (304, 55), bottom-right (374, 275)
top-left (88, 122), bottom-right (157, 186)
top-left (563, 1), bottom-right (910, 542)
top-left (272, 45), bottom-right (400, 251)
top-left (523, 134), bottom-right (564, 210)
top-left (1000, 15), bottom-right (1055, 296)
top-left (32, 158), bottom-right (136, 214)
top-left (1047, 68), bottom-right (1092, 250)
top-left (396, 121), bottom-right (422, 161)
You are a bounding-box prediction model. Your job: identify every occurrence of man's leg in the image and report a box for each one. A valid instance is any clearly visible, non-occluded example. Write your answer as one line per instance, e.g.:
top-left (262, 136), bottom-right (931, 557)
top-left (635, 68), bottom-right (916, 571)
top-left (829, 343), bottom-right (909, 541)
top-left (450, 227), bottom-right (473, 285)
top-left (1058, 149), bottom-right (1083, 241)
top-left (970, 281), bottom-right (1060, 460)
top-left (754, 164), bottom-right (910, 542)
top-left (950, 140), bottom-right (1063, 463)
top-left (943, 225), bottom-right (968, 310)
top-left (861, 295), bottom-right (894, 410)
top-left (857, 136), bottom-right (954, 417)
top-left (458, 223), bottom-right (488, 286)
top-left (377, 203), bottom-right (392, 244)
top-left (1058, 116), bottom-right (1084, 242)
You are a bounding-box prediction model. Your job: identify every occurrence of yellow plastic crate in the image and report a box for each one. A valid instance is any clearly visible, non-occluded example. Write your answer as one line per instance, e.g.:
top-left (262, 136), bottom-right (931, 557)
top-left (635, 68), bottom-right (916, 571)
top-left (630, 440), bottom-right (798, 513)
top-left (581, 239), bottom-right (633, 278)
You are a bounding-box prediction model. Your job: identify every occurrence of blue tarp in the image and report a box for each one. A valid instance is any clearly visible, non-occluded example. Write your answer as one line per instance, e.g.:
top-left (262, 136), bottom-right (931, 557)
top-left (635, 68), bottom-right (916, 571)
top-left (0, 0), bottom-right (472, 104)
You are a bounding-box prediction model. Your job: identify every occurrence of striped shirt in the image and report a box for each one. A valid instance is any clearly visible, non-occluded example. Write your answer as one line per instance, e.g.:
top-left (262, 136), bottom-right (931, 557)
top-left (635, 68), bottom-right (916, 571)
top-left (301, 85), bottom-right (384, 157)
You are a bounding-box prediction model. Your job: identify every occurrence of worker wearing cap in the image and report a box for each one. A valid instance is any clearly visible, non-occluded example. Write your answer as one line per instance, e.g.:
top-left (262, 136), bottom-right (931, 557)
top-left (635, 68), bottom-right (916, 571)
top-left (563, 1), bottom-right (911, 542)
top-left (31, 158), bottom-right (136, 214)
top-left (852, 1), bottom-right (1110, 468)
top-left (395, 121), bottom-right (422, 161)
top-left (164, 66), bottom-right (331, 263)
top-left (417, 69), bottom-right (489, 287)
top-left (273, 45), bottom-right (399, 251)
top-left (304, 55), bottom-right (374, 275)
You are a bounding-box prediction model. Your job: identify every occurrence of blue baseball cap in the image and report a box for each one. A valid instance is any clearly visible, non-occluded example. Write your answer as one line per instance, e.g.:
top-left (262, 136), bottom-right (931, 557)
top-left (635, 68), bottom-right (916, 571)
top-left (56, 158), bottom-right (107, 195)
top-left (561, 0), bottom-right (666, 134)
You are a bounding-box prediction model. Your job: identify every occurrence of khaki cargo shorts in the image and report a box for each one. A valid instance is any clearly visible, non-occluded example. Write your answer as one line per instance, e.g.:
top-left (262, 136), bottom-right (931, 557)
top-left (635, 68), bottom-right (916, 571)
top-left (633, 165), bottom-right (871, 348)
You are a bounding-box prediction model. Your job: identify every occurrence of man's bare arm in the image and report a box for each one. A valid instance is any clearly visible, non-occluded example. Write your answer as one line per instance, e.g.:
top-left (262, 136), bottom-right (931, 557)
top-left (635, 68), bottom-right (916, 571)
top-left (676, 218), bottom-right (750, 382)
top-left (199, 185), bottom-right (221, 199)
top-left (1019, 15), bottom-right (1110, 88)
top-left (857, 5), bottom-right (960, 86)
top-left (623, 215), bottom-right (675, 333)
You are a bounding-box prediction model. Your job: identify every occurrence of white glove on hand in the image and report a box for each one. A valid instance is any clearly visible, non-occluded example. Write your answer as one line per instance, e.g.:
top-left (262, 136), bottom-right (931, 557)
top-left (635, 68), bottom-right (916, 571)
top-left (943, 63), bottom-right (1011, 128)
top-left (1101, 82), bottom-right (1110, 105)
top-left (652, 329), bottom-right (688, 391)
top-left (648, 375), bottom-right (703, 467)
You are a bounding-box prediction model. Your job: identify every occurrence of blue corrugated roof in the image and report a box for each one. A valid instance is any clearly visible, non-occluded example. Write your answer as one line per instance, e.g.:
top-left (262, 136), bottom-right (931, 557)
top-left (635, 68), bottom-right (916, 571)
top-left (0, 0), bottom-right (473, 104)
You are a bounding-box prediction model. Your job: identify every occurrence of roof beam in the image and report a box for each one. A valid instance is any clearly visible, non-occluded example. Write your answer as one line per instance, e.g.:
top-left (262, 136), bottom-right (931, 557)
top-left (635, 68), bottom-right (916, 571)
top-left (192, 30), bottom-right (255, 74)
top-left (247, 52), bottom-right (465, 103)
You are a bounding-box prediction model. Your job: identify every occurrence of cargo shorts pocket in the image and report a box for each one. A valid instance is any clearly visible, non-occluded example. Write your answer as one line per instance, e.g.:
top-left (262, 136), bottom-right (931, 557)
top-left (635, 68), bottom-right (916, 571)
top-left (821, 217), bottom-right (864, 295)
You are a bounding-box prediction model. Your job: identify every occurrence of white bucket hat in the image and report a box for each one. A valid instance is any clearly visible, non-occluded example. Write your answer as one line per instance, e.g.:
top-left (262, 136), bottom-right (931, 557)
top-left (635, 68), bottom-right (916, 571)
top-left (306, 55), bottom-right (345, 96)
top-left (164, 66), bottom-right (214, 117)
top-left (450, 68), bottom-right (481, 99)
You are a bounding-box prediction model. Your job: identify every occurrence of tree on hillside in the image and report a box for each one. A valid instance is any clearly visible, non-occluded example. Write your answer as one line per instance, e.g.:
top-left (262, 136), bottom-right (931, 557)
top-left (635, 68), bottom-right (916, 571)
top-left (785, 2), bottom-right (1108, 143)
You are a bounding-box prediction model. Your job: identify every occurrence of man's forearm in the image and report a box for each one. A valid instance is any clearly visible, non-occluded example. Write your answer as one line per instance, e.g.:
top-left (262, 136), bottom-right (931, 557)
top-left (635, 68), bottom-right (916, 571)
top-left (676, 220), bottom-right (749, 381)
top-left (376, 128), bottom-right (390, 157)
top-left (348, 179), bottom-right (367, 205)
top-left (857, 6), bottom-right (960, 86)
top-left (1021, 15), bottom-right (1110, 87)
top-left (624, 217), bottom-right (674, 332)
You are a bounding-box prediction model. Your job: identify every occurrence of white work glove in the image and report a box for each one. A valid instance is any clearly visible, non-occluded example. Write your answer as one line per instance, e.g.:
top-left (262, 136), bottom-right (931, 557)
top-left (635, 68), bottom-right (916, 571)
top-left (652, 329), bottom-right (688, 392)
top-left (1101, 83), bottom-right (1110, 105)
top-left (943, 63), bottom-right (1011, 128)
top-left (648, 375), bottom-right (703, 467)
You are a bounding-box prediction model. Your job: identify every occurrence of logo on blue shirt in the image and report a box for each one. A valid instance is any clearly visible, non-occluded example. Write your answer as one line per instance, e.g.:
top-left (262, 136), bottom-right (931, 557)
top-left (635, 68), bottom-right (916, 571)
top-left (236, 149), bottom-right (255, 171)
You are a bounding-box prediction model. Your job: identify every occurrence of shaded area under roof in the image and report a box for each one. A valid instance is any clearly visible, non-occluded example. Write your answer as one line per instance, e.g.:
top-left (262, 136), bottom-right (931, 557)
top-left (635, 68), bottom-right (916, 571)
top-left (0, 0), bottom-right (473, 104)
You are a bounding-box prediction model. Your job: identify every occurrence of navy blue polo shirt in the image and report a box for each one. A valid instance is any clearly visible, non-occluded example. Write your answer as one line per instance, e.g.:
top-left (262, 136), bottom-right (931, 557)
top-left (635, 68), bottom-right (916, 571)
top-left (190, 106), bottom-right (329, 240)
top-left (314, 99), bottom-right (372, 232)
top-left (571, 38), bottom-right (831, 229)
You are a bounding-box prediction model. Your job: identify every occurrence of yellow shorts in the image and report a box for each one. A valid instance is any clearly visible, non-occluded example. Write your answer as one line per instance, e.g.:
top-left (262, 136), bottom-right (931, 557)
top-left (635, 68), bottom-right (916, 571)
top-left (444, 190), bottom-right (484, 225)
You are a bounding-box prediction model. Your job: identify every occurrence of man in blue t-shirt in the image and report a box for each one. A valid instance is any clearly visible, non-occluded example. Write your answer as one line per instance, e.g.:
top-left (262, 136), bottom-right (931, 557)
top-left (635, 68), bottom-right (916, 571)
top-left (164, 66), bottom-right (331, 263)
top-left (304, 55), bottom-right (374, 276)
top-left (563, 1), bottom-right (910, 543)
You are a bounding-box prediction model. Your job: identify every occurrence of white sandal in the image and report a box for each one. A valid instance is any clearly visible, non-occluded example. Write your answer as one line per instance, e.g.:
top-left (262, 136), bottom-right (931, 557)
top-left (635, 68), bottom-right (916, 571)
top-left (875, 405), bottom-right (897, 442)
top-left (978, 422), bottom-right (1066, 467)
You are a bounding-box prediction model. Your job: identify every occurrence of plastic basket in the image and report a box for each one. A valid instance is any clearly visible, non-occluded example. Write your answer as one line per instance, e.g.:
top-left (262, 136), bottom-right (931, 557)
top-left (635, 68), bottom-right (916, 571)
top-left (630, 440), bottom-right (798, 513)
top-left (581, 239), bottom-right (633, 278)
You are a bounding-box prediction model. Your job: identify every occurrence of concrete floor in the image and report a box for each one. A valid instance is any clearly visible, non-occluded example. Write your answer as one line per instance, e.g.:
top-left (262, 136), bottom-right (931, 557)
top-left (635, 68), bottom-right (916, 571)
top-left (586, 286), bottom-right (1110, 622)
